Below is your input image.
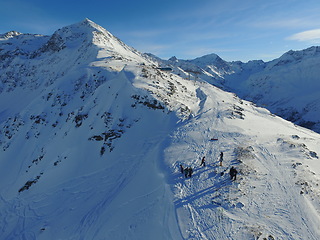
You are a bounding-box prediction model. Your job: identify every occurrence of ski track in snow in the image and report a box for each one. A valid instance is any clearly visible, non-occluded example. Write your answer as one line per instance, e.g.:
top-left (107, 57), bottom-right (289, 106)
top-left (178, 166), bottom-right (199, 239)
top-left (255, 145), bottom-right (319, 239)
top-left (164, 85), bottom-right (320, 239)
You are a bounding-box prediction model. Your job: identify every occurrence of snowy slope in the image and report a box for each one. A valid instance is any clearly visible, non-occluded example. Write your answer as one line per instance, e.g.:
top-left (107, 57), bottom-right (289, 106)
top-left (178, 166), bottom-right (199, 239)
top-left (165, 86), bottom-right (320, 239)
top-left (153, 48), bottom-right (320, 134)
top-left (0, 19), bottom-right (320, 240)
top-left (238, 47), bottom-right (320, 133)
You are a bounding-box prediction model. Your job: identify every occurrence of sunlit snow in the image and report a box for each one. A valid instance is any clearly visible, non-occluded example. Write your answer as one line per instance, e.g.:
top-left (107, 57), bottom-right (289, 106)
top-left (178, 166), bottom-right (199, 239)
top-left (0, 19), bottom-right (319, 240)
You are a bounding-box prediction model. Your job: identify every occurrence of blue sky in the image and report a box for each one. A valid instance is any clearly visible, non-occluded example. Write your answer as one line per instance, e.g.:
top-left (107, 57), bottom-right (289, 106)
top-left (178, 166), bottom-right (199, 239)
top-left (1, 0), bottom-right (320, 62)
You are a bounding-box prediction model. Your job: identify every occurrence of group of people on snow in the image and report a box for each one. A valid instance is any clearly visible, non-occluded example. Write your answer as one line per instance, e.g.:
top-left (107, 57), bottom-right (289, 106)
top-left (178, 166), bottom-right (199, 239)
top-left (180, 164), bottom-right (193, 178)
top-left (179, 151), bottom-right (238, 181)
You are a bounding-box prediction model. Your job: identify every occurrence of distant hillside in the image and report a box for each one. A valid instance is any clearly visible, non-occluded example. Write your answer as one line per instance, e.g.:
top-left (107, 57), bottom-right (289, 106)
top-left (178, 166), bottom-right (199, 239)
top-left (150, 47), bottom-right (320, 133)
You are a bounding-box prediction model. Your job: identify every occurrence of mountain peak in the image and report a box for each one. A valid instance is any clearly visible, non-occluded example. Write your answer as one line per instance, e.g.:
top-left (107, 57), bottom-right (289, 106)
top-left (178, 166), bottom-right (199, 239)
top-left (191, 53), bottom-right (223, 65)
top-left (74, 18), bottom-right (109, 34)
top-left (82, 17), bottom-right (94, 24)
top-left (266, 46), bottom-right (320, 69)
top-left (280, 46), bottom-right (320, 61)
top-left (36, 19), bottom-right (116, 54)
top-left (53, 19), bottom-right (108, 39)
top-left (168, 56), bottom-right (178, 62)
top-left (32, 19), bottom-right (149, 69)
top-left (0, 31), bottom-right (23, 39)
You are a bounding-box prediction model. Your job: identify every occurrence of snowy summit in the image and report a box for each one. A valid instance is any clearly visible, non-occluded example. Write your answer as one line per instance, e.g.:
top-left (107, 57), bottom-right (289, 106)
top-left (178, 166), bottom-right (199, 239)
top-left (0, 19), bottom-right (320, 240)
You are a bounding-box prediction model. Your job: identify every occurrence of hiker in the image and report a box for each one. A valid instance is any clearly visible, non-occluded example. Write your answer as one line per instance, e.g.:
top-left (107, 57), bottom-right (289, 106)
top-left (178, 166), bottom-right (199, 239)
top-left (180, 164), bottom-right (184, 174)
top-left (219, 152), bottom-right (223, 166)
top-left (188, 167), bottom-right (193, 177)
top-left (229, 166), bottom-right (238, 181)
top-left (200, 156), bottom-right (206, 167)
top-left (185, 167), bottom-right (189, 178)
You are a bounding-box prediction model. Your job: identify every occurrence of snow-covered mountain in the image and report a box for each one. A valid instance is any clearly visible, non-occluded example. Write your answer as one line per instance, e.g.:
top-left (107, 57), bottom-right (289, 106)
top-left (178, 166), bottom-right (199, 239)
top-left (153, 47), bottom-right (320, 134)
top-left (237, 47), bottom-right (320, 133)
top-left (0, 19), bottom-right (320, 239)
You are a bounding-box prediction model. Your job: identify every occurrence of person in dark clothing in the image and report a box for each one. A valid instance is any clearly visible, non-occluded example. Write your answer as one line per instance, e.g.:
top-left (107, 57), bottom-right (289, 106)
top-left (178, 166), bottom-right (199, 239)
top-left (185, 167), bottom-right (189, 178)
top-left (219, 152), bottom-right (223, 166)
top-left (229, 166), bottom-right (238, 180)
top-left (188, 167), bottom-right (193, 177)
top-left (180, 164), bottom-right (184, 174)
top-left (200, 156), bottom-right (206, 167)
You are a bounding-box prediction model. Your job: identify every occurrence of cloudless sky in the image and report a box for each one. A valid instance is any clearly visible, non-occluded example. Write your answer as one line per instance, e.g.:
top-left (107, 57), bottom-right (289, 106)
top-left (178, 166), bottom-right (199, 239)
top-left (1, 0), bottom-right (320, 62)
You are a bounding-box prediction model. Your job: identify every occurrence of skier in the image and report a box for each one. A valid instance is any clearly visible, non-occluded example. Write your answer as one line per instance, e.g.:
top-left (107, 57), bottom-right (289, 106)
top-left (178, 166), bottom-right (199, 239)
top-left (200, 156), bottom-right (206, 167)
top-left (219, 152), bottom-right (223, 166)
top-left (185, 167), bottom-right (189, 178)
top-left (188, 167), bottom-right (193, 177)
top-left (229, 166), bottom-right (238, 181)
top-left (180, 164), bottom-right (184, 174)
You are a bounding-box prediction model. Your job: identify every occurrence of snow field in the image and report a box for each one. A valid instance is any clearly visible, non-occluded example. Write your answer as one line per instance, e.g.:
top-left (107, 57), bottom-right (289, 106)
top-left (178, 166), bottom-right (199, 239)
top-left (163, 83), bottom-right (320, 239)
top-left (0, 19), bottom-right (320, 240)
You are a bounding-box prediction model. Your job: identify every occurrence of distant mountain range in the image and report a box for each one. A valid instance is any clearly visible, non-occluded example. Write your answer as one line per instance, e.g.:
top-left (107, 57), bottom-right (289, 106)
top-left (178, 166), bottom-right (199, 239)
top-left (148, 46), bottom-right (320, 133)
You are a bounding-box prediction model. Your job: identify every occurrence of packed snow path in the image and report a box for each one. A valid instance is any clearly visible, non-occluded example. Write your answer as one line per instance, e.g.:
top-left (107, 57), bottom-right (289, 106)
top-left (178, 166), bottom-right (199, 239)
top-left (164, 85), bottom-right (320, 239)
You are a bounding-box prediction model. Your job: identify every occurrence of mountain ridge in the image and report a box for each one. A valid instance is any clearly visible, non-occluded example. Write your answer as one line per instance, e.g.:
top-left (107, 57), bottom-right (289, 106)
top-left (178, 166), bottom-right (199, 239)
top-left (0, 19), bottom-right (320, 239)
top-left (152, 45), bottom-right (320, 133)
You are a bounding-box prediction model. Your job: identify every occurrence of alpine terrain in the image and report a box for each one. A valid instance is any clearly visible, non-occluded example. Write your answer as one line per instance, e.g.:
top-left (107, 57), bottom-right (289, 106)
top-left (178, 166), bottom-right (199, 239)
top-left (0, 19), bottom-right (320, 240)
top-left (152, 48), bottom-right (320, 134)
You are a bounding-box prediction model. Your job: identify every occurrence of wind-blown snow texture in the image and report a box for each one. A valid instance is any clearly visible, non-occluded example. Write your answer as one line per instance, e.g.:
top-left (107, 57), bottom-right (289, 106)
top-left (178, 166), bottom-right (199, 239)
top-left (0, 19), bottom-right (320, 240)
